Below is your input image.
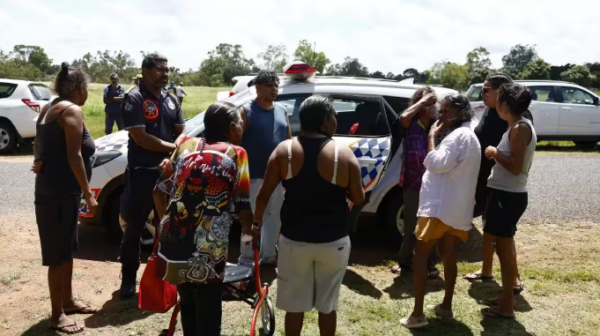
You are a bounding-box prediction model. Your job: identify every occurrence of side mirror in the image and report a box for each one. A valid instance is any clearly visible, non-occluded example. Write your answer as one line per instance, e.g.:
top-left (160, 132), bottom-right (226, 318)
top-left (594, 97), bottom-right (600, 106)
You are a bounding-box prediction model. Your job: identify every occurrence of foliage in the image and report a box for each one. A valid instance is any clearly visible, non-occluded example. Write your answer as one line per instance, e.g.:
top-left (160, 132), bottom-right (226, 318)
top-left (257, 44), bottom-right (288, 73)
top-left (0, 58), bottom-right (42, 81)
top-left (293, 40), bottom-right (330, 74)
top-left (427, 61), bottom-right (469, 89)
top-left (466, 47), bottom-right (492, 85)
top-left (502, 44), bottom-right (539, 79)
top-left (550, 64), bottom-right (575, 81)
top-left (12, 45), bottom-right (54, 75)
top-left (197, 43), bottom-right (255, 87)
top-left (326, 57), bottom-right (369, 77)
top-left (71, 50), bottom-right (138, 84)
top-left (585, 62), bottom-right (600, 88)
top-left (561, 65), bottom-right (595, 87)
top-left (520, 59), bottom-right (551, 80)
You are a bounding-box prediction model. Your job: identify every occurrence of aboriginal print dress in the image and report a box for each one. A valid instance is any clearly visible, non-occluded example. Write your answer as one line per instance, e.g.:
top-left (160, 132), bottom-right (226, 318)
top-left (155, 137), bottom-right (251, 285)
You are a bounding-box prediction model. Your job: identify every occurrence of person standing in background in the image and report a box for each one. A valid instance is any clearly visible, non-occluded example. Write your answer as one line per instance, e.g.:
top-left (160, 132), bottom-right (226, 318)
top-left (238, 70), bottom-right (292, 266)
top-left (175, 82), bottom-right (186, 105)
top-left (32, 62), bottom-right (98, 334)
top-left (118, 53), bottom-right (186, 299)
top-left (103, 73), bottom-right (125, 134)
top-left (391, 86), bottom-right (440, 279)
top-left (127, 74), bottom-right (142, 94)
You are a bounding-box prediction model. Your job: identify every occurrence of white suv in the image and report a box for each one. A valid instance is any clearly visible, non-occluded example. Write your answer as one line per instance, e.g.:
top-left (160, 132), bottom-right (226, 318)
top-left (467, 80), bottom-right (600, 148)
top-left (81, 63), bottom-right (459, 248)
top-left (0, 79), bottom-right (54, 154)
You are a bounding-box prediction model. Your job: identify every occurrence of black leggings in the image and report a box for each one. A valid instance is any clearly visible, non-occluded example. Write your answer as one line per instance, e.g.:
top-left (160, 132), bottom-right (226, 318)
top-left (177, 282), bottom-right (223, 336)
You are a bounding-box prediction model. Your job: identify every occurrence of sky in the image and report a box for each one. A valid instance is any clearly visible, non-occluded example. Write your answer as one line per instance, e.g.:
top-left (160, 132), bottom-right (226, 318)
top-left (1, 0), bottom-right (599, 75)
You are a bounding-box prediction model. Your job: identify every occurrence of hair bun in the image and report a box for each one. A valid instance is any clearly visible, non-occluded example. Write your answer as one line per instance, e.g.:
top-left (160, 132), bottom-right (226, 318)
top-left (59, 62), bottom-right (70, 77)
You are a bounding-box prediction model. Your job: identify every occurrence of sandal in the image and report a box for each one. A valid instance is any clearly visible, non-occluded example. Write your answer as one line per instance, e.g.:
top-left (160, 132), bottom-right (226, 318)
top-left (428, 267), bottom-right (440, 279)
top-left (481, 307), bottom-right (515, 319)
top-left (514, 282), bottom-right (525, 295)
top-left (50, 323), bottom-right (84, 334)
top-left (427, 304), bottom-right (454, 319)
top-left (400, 314), bottom-right (428, 329)
top-left (64, 304), bottom-right (98, 315)
top-left (463, 271), bottom-right (494, 282)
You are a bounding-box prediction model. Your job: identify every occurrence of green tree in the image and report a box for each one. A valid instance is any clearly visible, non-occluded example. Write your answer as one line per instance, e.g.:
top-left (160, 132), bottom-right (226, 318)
top-left (370, 71), bottom-right (385, 78)
top-left (12, 45), bottom-right (53, 75)
top-left (328, 57), bottom-right (369, 77)
top-left (561, 65), bottom-right (594, 87)
top-left (402, 68), bottom-right (420, 79)
top-left (520, 59), bottom-right (551, 80)
top-left (427, 61), bottom-right (469, 90)
top-left (293, 40), bottom-right (330, 74)
top-left (466, 47), bottom-right (492, 85)
top-left (502, 44), bottom-right (539, 79)
top-left (198, 43), bottom-right (254, 86)
top-left (257, 44), bottom-right (288, 73)
top-left (72, 50), bottom-right (137, 83)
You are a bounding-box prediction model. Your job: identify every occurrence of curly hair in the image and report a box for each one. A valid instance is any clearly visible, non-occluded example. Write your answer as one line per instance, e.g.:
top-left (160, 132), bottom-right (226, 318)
top-left (441, 94), bottom-right (474, 122)
top-left (409, 86), bottom-right (435, 106)
top-left (497, 84), bottom-right (532, 116)
top-left (253, 70), bottom-right (280, 85)
top-left (142, 53), bottom-right (168, 69)
top-left (486, 73), bottom-right (513, 89)
top-left (53, 62), bottom-right (89, 98)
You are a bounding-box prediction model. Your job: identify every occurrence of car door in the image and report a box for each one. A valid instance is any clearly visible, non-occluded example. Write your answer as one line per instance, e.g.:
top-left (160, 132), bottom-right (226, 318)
top-left (526, 85), bottom-right (559, 136)
top-left (557, 86), bottom-right (600, 135)
top-left (273, 94), bottom-right (393, 200)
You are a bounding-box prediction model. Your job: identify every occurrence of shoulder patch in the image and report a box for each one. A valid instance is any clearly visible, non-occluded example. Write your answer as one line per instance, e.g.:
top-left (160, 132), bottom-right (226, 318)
top-left (143, 99), bottom-right (160, 121)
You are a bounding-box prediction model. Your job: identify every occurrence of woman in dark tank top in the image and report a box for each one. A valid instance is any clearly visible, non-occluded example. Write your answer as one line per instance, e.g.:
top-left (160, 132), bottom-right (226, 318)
top-left (31, 63), bottom-right (98, 334)
top-left (252, 96), bottom-right (365, 336)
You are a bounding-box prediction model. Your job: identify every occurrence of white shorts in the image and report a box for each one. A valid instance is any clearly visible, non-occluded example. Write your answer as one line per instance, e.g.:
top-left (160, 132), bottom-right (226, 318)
top-left (276, 235), bottom-right (351, 314)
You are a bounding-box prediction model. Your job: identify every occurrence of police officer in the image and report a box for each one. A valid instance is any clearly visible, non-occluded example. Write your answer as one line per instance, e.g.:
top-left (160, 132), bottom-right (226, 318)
top-left (127, 74), bottom-right (142, 94)
top-left (119, 53), bottom-right (186, 298)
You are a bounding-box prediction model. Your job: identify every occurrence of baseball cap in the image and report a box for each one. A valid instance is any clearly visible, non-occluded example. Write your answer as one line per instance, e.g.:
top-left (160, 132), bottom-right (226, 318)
top-left (132, 74), bottom-right (142, 80)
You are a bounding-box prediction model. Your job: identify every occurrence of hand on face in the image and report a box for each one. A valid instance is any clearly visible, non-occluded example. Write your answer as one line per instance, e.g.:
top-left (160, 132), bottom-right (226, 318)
top-left (421, 92), bottom-right (438, 106)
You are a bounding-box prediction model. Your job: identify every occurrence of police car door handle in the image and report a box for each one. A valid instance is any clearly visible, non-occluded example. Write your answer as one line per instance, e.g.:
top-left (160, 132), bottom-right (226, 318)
top-left (359, 158), bottom-right (378, 165)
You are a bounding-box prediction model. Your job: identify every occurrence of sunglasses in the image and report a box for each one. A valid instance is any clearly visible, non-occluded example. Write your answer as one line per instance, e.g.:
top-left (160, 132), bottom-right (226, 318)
top-left (110, 78), bottom-right (118, 81)
top-left (482, 87), bottom-right (494, 94)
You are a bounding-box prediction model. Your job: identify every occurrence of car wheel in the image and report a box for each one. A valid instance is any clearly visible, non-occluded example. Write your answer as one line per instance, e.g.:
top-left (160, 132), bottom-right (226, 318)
top-left (377, 187), bottom-right (405, 250)
top-left (0, 121), bottom-right (17, 154)
top-left (573, 141), bottom-right (597, 150)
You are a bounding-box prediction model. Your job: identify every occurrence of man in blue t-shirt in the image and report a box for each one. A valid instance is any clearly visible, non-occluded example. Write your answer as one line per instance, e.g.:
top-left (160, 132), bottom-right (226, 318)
top-left (119, 53), bottom-right (186, 298)
top-left (239, 71), bottom-right (291, 266)
top-left (103, 73), bottom-right (126, 134)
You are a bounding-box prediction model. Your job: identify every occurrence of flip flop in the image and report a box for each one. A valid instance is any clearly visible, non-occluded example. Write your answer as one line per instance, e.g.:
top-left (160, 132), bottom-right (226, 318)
top-left (481, 307), bottom-right (515, 319)
top-left (50, 323), bottom-right (84, 334)
top-left (463, 272), bottom-right (494, 282)
top-left (64, 304), bottom-right (98, 315)
top-left (514, 283), bottom-right (525, 295)
top-left (400, 314), bottom-right (428, 329)
top-left (428, 268), bottom-right (440, 279)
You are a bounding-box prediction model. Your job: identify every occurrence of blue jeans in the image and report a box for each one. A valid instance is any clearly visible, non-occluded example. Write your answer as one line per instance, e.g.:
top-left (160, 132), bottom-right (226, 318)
top-left (105, 111), bottom-right (124, 134)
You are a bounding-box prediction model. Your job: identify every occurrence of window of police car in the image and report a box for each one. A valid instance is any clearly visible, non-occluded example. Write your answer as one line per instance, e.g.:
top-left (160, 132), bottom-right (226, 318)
top-left (275, 94), bottom-right (393, 137)
top-left (529, 86), bottom-right (555, 102)
top-left (561, 87), bottom-right (596, 105)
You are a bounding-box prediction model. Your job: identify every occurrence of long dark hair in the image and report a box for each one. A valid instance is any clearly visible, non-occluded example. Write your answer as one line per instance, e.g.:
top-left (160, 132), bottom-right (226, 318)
top-left (497, 84), bottom-right (532, 116)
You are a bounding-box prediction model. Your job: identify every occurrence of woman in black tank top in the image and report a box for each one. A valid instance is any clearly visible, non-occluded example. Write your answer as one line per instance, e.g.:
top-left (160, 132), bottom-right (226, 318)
top-left (252, 96), bottom-right (364, 336)
top-left (31, 63), bottom-right (98, 334)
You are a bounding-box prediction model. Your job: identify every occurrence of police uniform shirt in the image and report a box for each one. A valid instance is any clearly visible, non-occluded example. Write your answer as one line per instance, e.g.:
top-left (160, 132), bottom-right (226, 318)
top-left (121, 84), bottom-right (185, 168)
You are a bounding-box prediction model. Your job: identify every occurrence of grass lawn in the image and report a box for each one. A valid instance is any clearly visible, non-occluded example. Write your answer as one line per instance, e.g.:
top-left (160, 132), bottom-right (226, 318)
top-left (2, 217), bottom-right (599, 336)
top-left (82, 84), bottom-right (228, 139)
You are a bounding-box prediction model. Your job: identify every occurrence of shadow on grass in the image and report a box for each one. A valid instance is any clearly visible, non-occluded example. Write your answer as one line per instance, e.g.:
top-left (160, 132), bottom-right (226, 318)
top-left (408, 319), bottom-right (475, 336)
top-left (480, 316), bottom-right (534, 336)
top-left (467, 281), bottom-right (533, 313)
top-left (343, 268), bottom-right (383, 299)
top-left (383, 271), bottom-right (446, 301)
top-left (74, 224), bottom-right (152, 264)
top-left (83, 290), bottom-right (156, 329)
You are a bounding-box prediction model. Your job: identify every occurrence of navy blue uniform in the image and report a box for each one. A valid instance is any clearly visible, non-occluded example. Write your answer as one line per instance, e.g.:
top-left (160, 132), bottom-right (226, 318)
top-left (119, 83), bottom-right (184, 270)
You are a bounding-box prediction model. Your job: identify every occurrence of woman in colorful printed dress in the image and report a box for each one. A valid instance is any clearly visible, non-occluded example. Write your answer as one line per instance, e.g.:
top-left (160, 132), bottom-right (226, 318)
top-left (152, 101), bottom-right (254, 336)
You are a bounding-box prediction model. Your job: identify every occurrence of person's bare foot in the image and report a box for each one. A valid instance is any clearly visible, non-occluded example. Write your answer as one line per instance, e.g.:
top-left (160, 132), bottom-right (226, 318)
top-left (50, 314), bottom-right (84, 334)
top-left (63, 300), bottom-right (98, 315)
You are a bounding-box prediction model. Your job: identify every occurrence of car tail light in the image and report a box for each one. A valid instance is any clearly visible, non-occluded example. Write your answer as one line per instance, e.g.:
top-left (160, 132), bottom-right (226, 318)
top-left (22, 99), bottom-right (41, 113)
top-left (229, 91), bottom-right (236, 97)
top-left (284, 62), bottom-right (317, 81)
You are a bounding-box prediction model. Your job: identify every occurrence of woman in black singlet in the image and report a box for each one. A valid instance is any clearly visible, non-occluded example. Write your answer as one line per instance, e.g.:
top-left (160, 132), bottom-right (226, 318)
top-left (32, 62), bottom-right (97, 334)
top-left (253, 96), bottom-right (364, 336)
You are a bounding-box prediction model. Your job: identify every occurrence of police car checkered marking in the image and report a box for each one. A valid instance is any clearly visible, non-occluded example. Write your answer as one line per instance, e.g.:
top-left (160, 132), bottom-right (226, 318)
top-left (349, 138), bottom-right (390, 190)
top-left (95, 137), bottom-right (128, 152)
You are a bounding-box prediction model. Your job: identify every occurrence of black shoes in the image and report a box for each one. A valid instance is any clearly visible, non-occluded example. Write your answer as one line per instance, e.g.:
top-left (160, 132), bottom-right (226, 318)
top-left (120, 266), bottom-right (137, 299)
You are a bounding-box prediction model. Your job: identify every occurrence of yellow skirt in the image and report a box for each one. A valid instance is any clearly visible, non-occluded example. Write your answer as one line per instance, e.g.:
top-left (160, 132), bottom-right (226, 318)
top-left (415, 217), bottom-right (468, 243)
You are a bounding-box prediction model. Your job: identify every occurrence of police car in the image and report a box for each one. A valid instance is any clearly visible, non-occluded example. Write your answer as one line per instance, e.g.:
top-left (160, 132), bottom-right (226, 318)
top-left (80, 62), bottom-right (458, 248)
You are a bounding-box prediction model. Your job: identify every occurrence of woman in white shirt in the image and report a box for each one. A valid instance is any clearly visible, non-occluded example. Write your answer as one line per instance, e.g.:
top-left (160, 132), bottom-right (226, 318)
top-left (481, 83), bottom-right (536, 319)
top-left (401, 95), bottom-right (481, 329)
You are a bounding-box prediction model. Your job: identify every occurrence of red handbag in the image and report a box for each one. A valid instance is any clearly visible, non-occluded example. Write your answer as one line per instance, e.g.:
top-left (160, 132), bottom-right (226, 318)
top-left (138, 238), bottom-right (178, 313)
